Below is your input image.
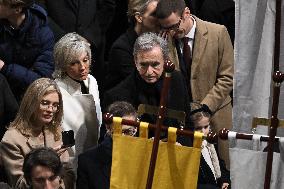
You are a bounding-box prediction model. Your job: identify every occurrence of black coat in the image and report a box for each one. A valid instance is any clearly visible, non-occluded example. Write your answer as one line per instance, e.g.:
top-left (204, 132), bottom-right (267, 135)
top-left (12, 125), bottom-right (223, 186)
top-left (0, 74), bottom-right (18, 140)
top-left (40, 0), bottom-right (116, 89)
top-left (103, 71), bottom-right (192, 145)
top-left (105, 28), bottom-right (138, 91)
top-left (191, 0), bottom-right (235, 43)
top-left (77, 136), bottom-right (112, 189)
top-left (0, 4), bottom-right (55, 102)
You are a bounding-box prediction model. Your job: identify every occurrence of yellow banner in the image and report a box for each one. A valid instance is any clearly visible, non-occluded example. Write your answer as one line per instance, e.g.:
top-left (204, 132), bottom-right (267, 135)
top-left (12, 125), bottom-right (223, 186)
top-left (110, 117), bottom-right (202, 189)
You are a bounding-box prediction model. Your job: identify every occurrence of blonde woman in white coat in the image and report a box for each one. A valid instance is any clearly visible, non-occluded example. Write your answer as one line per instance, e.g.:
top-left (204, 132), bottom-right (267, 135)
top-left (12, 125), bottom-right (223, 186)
top-left (53, 33), bottom-right (102, 169)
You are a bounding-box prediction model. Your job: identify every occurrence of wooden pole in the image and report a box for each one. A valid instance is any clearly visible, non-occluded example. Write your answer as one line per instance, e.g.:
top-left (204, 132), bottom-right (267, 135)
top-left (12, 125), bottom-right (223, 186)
top-left (145, 60), bottom-right (175, 189)
top-left (263, 0), bottom-right (283, 188)
top-left (264, 71), bottom-right (284, 189)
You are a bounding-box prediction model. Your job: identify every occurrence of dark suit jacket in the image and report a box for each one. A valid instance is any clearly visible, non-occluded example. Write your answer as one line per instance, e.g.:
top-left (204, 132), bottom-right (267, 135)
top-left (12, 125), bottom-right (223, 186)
top-left (43, 0), bottom-right (115, 45)
top-left (39, 0), bottom-right (115, 88)
top-left (0, 74), bottom-right (18, 140)
top-left (105, 28), bottom-right (138, 91)
top-left (77, 136), bottom-right (112, 189)
top-left (103, 70), bottom-right (192, 146)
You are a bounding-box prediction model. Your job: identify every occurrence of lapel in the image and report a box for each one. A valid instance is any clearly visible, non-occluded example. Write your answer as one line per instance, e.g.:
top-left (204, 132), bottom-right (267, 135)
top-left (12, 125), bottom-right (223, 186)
top-left (56, 76), bottom-right (84, 95)
top-left (191, 16), bottom-right (208, 76)
top-left (64, 0), bottom-right (78, 15)
top-left (27, 128), bottom-right (55, 149)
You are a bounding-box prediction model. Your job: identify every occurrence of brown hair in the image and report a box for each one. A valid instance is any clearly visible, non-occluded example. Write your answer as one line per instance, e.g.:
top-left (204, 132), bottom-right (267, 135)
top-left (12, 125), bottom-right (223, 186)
top-left (155, 0), bottom-right (185, 19)
top-left (190, 102), bottom-right (211, 127)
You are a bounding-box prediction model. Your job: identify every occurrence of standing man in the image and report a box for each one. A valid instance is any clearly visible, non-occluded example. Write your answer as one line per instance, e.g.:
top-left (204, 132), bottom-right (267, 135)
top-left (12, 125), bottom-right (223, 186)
top-left (155, 0), bottom-right (233, 167)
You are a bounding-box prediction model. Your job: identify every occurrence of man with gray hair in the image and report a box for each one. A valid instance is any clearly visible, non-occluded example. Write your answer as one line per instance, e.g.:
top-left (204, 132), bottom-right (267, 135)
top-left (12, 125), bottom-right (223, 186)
top-left (103, 32), bottom-right (192, 145)
top-left (105, 0), bottom-right (159, 91)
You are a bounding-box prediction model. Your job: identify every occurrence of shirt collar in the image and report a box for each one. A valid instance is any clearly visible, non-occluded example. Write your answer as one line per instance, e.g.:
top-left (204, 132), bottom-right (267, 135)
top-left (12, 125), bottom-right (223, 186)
top-left (185, 16), bottom-right (196, 40)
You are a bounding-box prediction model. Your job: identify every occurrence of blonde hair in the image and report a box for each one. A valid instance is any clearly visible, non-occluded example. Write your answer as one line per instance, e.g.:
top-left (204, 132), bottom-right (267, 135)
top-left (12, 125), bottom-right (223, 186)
top-left (10, 78), bottom-right (63, 141)
top-left (53, 32), bottom-right (91, 79)
top-left (127, 0), bottom-right (158, 22)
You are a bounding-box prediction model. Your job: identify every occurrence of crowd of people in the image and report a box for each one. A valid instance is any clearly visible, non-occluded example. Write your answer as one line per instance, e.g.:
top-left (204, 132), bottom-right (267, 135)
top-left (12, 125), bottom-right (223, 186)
top-left (0, 0), bottom-right (234, 188)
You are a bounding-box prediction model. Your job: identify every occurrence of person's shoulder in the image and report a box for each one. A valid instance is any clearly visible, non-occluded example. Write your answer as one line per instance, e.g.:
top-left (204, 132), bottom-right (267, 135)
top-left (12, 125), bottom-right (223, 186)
top-left (87, 74), bottom-right (98, 84)
top-left (29, 4), bottom-right (48, 22)
top-left (111, 28), bottom-right (137, 50)
top-left (108, 73), bottom-right (135, 93)
top-left (195, 15), bottom-right (226, 31)
top-left (1, 128), bottom-right (25, 144)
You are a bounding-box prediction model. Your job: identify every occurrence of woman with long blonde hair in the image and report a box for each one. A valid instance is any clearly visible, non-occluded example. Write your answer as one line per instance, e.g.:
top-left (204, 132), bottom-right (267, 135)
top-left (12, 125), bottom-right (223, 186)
top-left (0, 78), bottom-right (74, 189)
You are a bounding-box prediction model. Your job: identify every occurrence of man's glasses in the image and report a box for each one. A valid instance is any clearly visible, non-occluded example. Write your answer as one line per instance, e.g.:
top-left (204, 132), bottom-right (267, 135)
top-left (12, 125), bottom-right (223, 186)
top-left (122, 127), bottom-right (137, 136)
top-left (160, 17), bottom-right (182, 32)
top-left (40, 100), bottom-right (60, 112)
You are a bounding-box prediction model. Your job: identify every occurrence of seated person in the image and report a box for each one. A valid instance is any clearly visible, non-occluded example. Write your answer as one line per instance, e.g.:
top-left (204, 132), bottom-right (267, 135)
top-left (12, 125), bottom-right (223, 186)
top-left (0, 73), bottom-right (18, 140)
top-left (23, 147), bottom-right (65, 189)
top-left (0, 0), bottom-right (54, 102)
top-left (190, 103), bottom-right (230, 189)
top-left (77, 101), bottom-right (137, 189)
top-left (0, 78), bottom-right (74, 189)
top-left (53, 33), bottom-right (101, 167)
top-left (105, 0), bottom-right (159, 90)
top-left (103, 32), bottom-right (191, 145)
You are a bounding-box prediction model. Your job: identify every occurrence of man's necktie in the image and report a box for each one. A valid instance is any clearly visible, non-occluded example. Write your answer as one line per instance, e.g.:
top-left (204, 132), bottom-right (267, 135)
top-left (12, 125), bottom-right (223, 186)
top-left (182, 37), bottom-right (193, 100)
top-left (182, 37), bottom-right (192, 67)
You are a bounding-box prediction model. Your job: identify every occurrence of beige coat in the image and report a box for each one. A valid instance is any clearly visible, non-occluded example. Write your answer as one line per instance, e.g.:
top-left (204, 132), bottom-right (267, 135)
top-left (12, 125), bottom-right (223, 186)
top-left (0, 127), bottom-right (74, 189)
top-left (169, 16), bottom-right (233, 166)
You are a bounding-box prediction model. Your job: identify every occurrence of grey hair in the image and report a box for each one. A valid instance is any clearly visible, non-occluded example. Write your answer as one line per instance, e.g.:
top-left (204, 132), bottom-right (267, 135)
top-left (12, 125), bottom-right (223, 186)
top-left (53, 32), bottom-right (91, 79)
top-left (133, 32), bottom-right (169, 60)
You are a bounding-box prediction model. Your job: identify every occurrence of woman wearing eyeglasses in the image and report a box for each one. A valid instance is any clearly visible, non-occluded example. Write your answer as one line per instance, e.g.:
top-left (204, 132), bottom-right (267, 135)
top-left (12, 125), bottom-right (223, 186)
top-left (0, 78), bottom-right (75, 189)
top-left (190, 102), bottom-right (230, 189)
top-left (53, 33), bottom-right (101, 169)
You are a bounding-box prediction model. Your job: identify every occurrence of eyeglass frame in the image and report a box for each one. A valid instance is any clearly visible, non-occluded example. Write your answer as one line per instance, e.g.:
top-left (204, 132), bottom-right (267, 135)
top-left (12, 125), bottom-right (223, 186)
top-left (122, 127), bottom-right (137, 136)
top-left (160, 15), bottom-right (183, 32)
top-left (39, 100), bottom-right (60, 112)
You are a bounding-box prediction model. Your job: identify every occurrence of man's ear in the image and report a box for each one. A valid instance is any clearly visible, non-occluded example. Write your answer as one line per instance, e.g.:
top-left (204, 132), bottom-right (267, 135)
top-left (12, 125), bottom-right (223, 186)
top-left (183, 7), bottom-right (191, 18)
top-left (134, 12), bottom-right (143, 23)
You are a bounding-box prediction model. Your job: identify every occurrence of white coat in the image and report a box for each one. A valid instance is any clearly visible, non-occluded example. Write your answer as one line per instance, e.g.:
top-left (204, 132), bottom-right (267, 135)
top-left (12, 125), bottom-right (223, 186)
top-left (56, 75), bottom-right (101, 167)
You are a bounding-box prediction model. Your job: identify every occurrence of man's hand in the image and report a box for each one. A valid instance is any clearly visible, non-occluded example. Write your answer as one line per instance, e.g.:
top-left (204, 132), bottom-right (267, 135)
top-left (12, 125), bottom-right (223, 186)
top-left (158, 30), bottom-right (169, 40)
top-left (0, 59), bottom-right (4, 70)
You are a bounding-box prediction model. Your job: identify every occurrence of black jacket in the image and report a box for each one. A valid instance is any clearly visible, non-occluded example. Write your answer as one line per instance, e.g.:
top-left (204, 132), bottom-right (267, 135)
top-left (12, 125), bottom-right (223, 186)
top-left (198, 145), bottom-right (231, 189)
top-left (40, 0), bottom-right (116, 89)
top-left (0, 4), bottom-right (54, 102)
top-left (77, 136), bottom-right (112, 189)
top-left (0, 74), bottom-right (18, 140)
top-left (103, 71), bottom-right (192, 145)
top-left (105, 28), bottom-right (138, 91)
